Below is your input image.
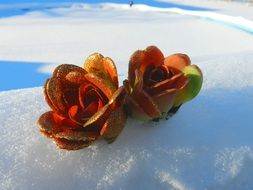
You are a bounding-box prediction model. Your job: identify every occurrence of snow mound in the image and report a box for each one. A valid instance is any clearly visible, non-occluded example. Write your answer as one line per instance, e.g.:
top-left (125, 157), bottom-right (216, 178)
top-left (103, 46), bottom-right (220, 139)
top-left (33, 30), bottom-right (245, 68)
top-left (1, 52), bottom-right (253, 190)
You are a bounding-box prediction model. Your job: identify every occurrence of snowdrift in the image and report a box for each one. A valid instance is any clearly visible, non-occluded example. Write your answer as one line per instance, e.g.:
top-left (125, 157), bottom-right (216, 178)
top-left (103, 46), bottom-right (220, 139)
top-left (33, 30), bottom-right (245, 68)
top-left (1, 53), bottom-right (253, 190)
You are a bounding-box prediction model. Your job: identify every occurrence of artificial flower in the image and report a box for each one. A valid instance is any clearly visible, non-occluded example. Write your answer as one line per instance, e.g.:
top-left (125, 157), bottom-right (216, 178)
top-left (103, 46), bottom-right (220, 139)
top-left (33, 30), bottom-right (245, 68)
top-left (37, 53), bottom-right (126, 150)
top-left (124, 45), bottom-right (202, 120)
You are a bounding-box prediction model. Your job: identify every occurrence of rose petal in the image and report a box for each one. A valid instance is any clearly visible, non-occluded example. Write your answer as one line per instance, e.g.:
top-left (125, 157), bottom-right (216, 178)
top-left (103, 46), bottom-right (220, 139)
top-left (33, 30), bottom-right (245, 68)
top-left (141, 46), bottom-right (164, 72)
top-left (65, 70), bottom-right (87, 85)
top-left (128, 50), bottom-right (146, 87)
top-left (79, 82), bottom-right (108, 110)
top-left (164, 53), bottom-right (191, 72)
top-left (44, 79), bottom-right (61, 113)
top-left (54, 138), bottom-right (94, 150)
top-left (174, 65), bottom-right (203, 106)
top-left (132, 89), bottom-right (161, 119)
top-left (132, 70), bottom-right (161, 118)
top-left (68, 101), bottom-right (100, 125)
top-left (37, 111), bottom-right (57, 137)
top-left (38, 112), bottom-right (96, 150)
top-left (128, 46), bottom-right (164, 87)
top-left (83, 87), bottom-right (126, 131)
top-left (68, 105), bottom-right (87, 125)
top-left (53, 64), bottom-right (87, 79)
top-left (84, 73), bottom-right (114, 99)
top-left (101, 106), bottom-right (127, 142)
top-left (103, 57), bottom-right (119, 88)
top-left (45, 78), bottom-right (68, 114)
top-left (84, 53), bottom-right (118, 90)
top-left (62, 85), bottom-right (80, 107)
top-left (152, 89), bottom-right (177, 114)
top-left (146, 73), bottom-right (183, 96)
top-left (45, 64), bottom-right (87, 114)
top-left (55, 131), bottom-right (97, 141)
top-left (37, 111), bottom-right (80, 137)
top-left (126, 95), bottom-right (153, 120)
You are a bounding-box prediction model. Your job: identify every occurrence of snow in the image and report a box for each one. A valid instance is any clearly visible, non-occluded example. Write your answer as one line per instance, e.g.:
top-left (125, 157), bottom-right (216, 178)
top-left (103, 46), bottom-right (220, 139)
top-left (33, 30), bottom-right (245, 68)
top-left (1, 52), bottom-right (253, 189)
top-left (1, 1), bottom-right (253, 189)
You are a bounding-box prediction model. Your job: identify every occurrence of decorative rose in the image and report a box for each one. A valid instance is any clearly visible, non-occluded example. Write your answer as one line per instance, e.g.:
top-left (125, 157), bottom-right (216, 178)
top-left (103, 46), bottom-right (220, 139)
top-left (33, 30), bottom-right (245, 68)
top-left (37, 53), bottom-right (126, 150)
top-left (124, 46), bottom-right (203, 120)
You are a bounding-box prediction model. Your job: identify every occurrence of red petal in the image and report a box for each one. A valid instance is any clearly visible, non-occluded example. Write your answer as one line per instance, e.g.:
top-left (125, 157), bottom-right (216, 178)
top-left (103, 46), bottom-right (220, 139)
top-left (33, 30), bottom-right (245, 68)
top-left (83, 87), bottom-right (126, 132)
top-left (79, 82), bottom-right (107, 110)
top-left (45, 78), bottom-right (68, 114)
top-left (84, 73), bottom-right (114, 99)
top-left (128, 46), bottom-right (164, 87)
top-left (132, 70), bottom-right (161, 118)
top-left (37, 111), bottom-right (80, 137)
top-left (146, 73), bottom-right (183, 96)
top-left (45, 64), bottom-right (87, 114)
top-left (62, 85), bottom-right (79, 107)
top-left (126, 95), bottom-right (153, 120)
top-left (152, 89), bottom-right (177, 113)
top-left (132, 89), bottom-right (161, 118)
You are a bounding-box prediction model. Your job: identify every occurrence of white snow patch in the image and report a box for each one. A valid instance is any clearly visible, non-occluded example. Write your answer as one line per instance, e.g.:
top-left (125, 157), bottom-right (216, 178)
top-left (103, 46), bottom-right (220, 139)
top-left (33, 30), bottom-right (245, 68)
top-left (157, 171), bottom-right (190, 190)
top-left (1, 52), bottom-right (253, 189)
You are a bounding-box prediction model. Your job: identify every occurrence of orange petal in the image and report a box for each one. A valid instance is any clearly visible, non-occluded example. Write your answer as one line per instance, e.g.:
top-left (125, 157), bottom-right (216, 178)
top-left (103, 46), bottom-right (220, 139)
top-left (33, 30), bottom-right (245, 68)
top-left (37, 111), bottom-right (58, 137)
top-left (152, 89), bottom-right (177, 114)
top-left (131, 70), bottom-right (161, 118)
top-left (79, 82), bottom-right (107, 110)
top-left (84, 53), bottom-right (118, 90)
top-left (38, 112), bottom-right (96, 150)
top-left (139, 46), bottom-right (164, 74)
top-left (44, 79), bottom-right (61, 113)
top-left (103, 57), bottom-right (119, 88)
top-left (146, 73), bottom-right (184, 96)
top-left (128, 50), bottom-right (146, 87)
top-left (84, 73), bottom-right (114, 99)
top-left (65, 70), bottom-right (87, 85)
top-left (55, 131), bottom-right (97, 141)
top-left (45, 78), bottom-right (68, 114)
top-left (101, 106), bottom-right (127, 142)
top-left (128, 46), bottom-right (164, 87)
top-left (53, 64), bottom-right (87, 79)
top-left (45, 64), bottom-right (88, 114)
top-left (126, 95), bottom-right (153, 120)
top-left (37, 111), bottom-right (79, 137)
top-left (53, 138), bottom-right (94, 150)
top-left (164, 53), bottom-right (191, 72)
top-left (83, 87), bottom-right (126, 131)
top-left (143, 46), bottom-right (164, 68)
top-left (68, 105), bottom-right (92, 125)
top-left (132, 89), bottom-right (161, 119)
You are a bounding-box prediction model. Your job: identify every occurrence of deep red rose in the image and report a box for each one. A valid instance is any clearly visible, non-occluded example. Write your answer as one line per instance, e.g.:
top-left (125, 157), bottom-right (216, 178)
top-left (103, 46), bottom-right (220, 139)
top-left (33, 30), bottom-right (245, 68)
top-left (124, 46), bottom-right (202, 120)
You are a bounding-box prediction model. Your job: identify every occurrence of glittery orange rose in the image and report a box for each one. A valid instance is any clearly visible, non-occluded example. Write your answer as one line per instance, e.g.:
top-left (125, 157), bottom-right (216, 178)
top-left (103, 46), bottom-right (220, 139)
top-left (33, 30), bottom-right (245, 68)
top-left (37, 53), bottom-right (126, 150)
top-left (124, 46), bottom-right (203, 120)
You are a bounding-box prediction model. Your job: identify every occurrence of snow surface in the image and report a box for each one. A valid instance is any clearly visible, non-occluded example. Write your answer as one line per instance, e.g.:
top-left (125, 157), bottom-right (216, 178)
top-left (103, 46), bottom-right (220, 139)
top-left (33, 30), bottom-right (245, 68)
top-left (1, 1), bottom-right (253, 190)
top-left (1, 52), bottom-right (253, 190)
